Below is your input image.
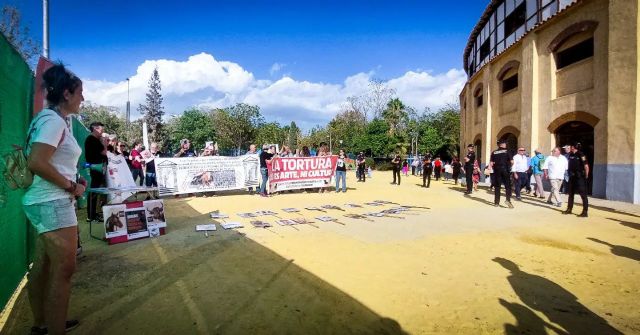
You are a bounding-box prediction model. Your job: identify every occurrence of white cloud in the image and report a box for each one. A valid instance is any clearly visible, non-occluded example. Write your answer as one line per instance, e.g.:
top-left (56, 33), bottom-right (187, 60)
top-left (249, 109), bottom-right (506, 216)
top-left (82, 52), bottom-right (466, 129)
top-left (269, 62), bottom-right (286, 76)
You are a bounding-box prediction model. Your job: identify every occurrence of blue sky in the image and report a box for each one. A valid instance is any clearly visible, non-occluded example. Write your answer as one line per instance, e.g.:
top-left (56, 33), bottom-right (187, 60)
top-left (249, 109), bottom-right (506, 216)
top-left (10, 0), bottom-right (487, 128)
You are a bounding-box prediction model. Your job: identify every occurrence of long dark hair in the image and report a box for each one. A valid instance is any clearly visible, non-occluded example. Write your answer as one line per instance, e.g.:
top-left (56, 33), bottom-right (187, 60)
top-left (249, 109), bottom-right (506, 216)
top-left (42, 63), bottom-right (82, 107)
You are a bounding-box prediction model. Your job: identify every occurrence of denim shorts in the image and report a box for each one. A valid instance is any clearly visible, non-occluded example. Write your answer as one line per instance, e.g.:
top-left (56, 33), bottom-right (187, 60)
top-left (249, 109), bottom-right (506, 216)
top-left (23, 197), bottom-right (77, 234)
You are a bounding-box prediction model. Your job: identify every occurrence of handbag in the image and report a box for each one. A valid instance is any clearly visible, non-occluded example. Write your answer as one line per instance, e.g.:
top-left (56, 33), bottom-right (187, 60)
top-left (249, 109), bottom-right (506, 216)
top-left (2, 112), bottom-right (65, 190)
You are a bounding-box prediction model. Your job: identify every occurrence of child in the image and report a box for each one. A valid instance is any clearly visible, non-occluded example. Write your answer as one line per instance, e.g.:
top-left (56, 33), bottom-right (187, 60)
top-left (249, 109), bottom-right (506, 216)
top-left (472, 160), bottom-right (481, 191)
top-left (367, 166), bottom-right (373, 178)
top-left (402, 161), bottom-right (409, 176)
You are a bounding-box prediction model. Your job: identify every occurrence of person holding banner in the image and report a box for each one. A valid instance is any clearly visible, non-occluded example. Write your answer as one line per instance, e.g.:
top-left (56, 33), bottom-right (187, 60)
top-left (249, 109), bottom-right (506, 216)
top-left (259, 145), bottom-right (275, 196)
top-left (144, 142), bottom-right (159, 187)
top-left (23, 64), bottom-right (85, 335)
top-left (174, 138), bottom-right (197, 157)
top-left (335, 149), bottom-right (348, 193)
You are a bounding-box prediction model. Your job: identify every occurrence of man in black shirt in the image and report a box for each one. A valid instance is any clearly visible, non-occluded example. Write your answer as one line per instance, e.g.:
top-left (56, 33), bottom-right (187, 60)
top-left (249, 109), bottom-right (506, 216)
top-left (391, 154), bottom-right (401, 185)
top-left (463, 144), bottom-right (475, 194)
top-left (356, 152), bottom-right (366, 182)
top-left (259, 145), bottom-right (274, 196)
top-left (490, 139), bottom-right (514, 208)
top-left (563, 142), bottom-right (589, 217)
top-left (422, 153), bottom-right (433, 188)
top-left (84, 122), bottom-right (107, 221)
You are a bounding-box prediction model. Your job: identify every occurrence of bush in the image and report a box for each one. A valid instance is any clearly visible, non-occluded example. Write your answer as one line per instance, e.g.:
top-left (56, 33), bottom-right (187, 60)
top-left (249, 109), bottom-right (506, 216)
top-left (376, 162), bottom-right (395, 171)
top-left (365, 157), bottom-right (375, 168)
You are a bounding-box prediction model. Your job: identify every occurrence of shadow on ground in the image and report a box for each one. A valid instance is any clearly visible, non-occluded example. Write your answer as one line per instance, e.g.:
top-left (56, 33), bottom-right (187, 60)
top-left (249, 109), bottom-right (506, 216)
top-left (494, 257), bottom-right (623, 335)
top-left (2, 201), bottom-right (407, 335)
top-left (607, 217), bottom-right (640, 231)
top-left (587, 238), bottom-right (640, 262)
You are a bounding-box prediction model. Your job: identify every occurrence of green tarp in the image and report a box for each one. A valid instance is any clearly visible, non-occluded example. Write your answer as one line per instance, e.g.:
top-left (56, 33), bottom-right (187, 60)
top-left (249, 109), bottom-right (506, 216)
top-left (0, 33), bottom-right (35, 310)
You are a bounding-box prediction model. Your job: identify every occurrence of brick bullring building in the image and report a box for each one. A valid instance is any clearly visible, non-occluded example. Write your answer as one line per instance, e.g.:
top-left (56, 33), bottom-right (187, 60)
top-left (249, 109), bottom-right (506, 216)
top-left (459, 0), bottom-right (640, 203)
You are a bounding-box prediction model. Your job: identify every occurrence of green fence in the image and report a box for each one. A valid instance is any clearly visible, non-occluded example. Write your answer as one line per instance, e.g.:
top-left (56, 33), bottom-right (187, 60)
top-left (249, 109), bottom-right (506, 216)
top-left (0, 33), bottom-right (35, 310)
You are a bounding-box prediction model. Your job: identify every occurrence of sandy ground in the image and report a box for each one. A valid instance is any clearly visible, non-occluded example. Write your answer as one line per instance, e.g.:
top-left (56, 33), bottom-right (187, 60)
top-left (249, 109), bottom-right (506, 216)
top-left (2, 171), bottom-right (639, 335)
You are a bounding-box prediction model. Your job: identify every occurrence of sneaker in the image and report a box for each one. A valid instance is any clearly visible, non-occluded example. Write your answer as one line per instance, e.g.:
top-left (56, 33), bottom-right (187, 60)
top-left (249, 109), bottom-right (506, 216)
top-left (494, 203), bottom-right (499, 207)
top-left (32, 320), bottom-right (80, 334)
top-left (546, 200), bottom-right (553, 204)
top-left (515, 197), bottom-right (522, 201)
top-left (578, 212), bottom-right (588, 218)
top-left (555, 202), bottom-right (562, 208)
top-left (506, 201), bottom-right (514, 209)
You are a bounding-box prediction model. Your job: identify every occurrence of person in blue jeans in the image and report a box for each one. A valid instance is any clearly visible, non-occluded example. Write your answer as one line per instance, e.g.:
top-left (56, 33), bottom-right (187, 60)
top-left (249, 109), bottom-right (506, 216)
top-left (259, 145), bottom-right (275, 196)
top-left (335, 149), bottom-right (347, 192)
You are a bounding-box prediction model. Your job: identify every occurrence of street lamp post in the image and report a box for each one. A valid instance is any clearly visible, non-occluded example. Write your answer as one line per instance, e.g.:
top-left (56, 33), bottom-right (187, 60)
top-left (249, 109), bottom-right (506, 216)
top-left (42, 0), bottom-right (49, 58)
top-left (126, 78), bottom-right (130, 128)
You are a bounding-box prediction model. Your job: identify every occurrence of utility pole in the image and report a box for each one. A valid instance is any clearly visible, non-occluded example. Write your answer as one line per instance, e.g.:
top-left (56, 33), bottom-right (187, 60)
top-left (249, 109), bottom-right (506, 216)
top-left (126, 78), bottom-right (131, 127)
top-left (42, 0), bottom-right (49, 58)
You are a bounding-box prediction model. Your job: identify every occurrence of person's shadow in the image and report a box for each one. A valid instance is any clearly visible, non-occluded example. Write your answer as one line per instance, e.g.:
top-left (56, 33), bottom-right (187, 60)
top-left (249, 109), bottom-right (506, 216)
top-left (499, 299), bottom-right (568, 335)
top-left (493, 257), bottom-right (623, 335)
top-left (588, 237), bottom-right (640, 262)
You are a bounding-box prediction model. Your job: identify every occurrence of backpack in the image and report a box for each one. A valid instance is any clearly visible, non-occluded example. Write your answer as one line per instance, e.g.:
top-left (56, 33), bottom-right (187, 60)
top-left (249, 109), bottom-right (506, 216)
top-left (536, 155), bottom-right (545, 172)
top-left (2, 112), bottom-right (64, 190)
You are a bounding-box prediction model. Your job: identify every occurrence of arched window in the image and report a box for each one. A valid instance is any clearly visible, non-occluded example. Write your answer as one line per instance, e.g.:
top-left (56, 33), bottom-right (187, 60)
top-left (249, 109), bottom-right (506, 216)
top-left (474, 84), bottom-right (484, 107)
top-left (549, 21), bottom-right (598, 70)
top-left (497, 60), bottom-right (520, 94)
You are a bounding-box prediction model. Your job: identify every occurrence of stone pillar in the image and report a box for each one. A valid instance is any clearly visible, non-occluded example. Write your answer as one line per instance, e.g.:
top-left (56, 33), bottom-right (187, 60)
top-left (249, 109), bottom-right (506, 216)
top-left (606, 0), bottom-right (639, 203)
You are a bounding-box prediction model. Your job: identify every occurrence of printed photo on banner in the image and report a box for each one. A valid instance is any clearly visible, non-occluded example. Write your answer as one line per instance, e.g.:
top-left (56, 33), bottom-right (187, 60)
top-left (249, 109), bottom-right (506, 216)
top-left (144, 199), bottom-right (166, 229)
top-left (155, 154), bottom-right (260, 196)
top-left (268, 155), bottom-right (338, 191)
top-left (125, 207), bottom-right (150, 240)
top-left (103, 204), bottom-right (127, 239)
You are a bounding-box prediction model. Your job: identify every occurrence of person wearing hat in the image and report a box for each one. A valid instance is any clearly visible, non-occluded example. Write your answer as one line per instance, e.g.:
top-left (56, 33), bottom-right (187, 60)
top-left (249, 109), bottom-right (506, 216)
top-left (462, 144), bottom-right (476, 194)
top-left (563, 142), bottom-right (589, 217)
top-left (489, 139), bottom-right (514, 208)
top-left (174, 138), bottom-right (196, 157)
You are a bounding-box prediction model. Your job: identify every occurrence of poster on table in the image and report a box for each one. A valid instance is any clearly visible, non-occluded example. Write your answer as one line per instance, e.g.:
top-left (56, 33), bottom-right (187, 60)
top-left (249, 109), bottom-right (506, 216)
top-left (154, 154), bottom-right (259, 196)
top-left (267, 155), bottom-right (338, 191)
top-left (105, 151), bottom-right (137, 203)
top-left (103, 200), bottom-right (167, 244)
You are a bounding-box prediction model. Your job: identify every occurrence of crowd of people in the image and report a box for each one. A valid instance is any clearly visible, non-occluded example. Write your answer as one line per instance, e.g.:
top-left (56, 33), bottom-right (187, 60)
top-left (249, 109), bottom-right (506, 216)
top-left (467, 139), bottom-right (590, 217)
top-left (17, 63), bottom-right (593, 335)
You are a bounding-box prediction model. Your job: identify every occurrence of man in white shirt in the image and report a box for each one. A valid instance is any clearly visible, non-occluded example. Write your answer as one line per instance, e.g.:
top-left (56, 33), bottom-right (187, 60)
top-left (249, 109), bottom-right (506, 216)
top-left (512, 147), bottom-right (529, 200)
top-left (543, 147), bottom-right (569, 207)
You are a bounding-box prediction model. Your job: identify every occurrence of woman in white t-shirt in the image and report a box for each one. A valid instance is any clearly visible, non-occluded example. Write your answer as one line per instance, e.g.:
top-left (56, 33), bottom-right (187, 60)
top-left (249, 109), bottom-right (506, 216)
top-left (23, 64), bottom-right (85, 335)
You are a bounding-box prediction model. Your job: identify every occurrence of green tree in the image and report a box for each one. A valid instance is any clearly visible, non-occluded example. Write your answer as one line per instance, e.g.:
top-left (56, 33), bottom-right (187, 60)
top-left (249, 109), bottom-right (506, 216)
top-left (287, 121), bottom-right (300, 150)
top-left (79, 103), bottom-right (125, 137)
top-left (382, 98), bottom-right (409, 137)
top-left (138, 67), bottom-right (166, 147)
top-left (353, 118), bottom-right (390, 157)
top-left (166, 108), bottom-right (215, 153)
top-left (0, 5), bottom-right (40, 66)
top-left (255, 122), bottom-right (286, 147)
top-left (213, 103), bottom-right (263, 153)
top-left (327, 109), bottom-right (366, 153)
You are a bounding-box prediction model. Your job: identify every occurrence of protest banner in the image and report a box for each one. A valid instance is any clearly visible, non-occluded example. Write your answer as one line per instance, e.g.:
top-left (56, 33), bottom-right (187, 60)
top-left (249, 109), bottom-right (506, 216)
top-left (155, 154), bottom-right (259, 196)
top-left (268, 155), bottom-right (338, 191)
top-left (105, 152), bottom-right (136, 202)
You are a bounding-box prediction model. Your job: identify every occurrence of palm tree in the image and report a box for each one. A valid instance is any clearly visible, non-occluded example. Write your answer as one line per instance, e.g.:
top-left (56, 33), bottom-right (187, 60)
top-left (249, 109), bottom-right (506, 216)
top-left (382, 98), bottom-right (408, 137)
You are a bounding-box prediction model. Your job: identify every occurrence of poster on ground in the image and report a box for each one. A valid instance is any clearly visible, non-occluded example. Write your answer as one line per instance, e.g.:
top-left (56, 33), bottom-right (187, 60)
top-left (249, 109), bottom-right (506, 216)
top-left (155, 154), bottom-right (259, 196)
top-left (103, 200), bottom-right (167, 244)
top-left (268, 156), bottom-right (338, 191)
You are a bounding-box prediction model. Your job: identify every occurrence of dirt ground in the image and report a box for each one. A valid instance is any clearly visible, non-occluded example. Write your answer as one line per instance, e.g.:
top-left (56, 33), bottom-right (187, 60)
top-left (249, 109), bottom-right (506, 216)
top-left (2, 171), bottom-right (639, 334)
